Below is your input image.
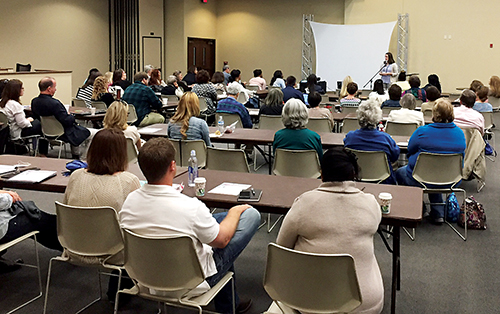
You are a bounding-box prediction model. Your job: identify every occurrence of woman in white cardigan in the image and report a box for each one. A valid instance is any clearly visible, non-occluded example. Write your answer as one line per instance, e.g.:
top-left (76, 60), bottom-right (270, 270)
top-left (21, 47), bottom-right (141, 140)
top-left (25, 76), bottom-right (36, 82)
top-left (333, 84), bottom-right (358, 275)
top-left (277, 147), bottom-right (384, 314)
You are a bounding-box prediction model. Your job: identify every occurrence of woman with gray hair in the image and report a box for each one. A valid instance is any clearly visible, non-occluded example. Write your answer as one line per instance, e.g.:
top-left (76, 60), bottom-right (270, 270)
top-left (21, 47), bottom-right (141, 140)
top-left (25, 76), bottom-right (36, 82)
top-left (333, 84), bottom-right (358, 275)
top-left (272, 98), bottom-right (323, 159)
top-left (161, 75), bottom-right (184, 98)
top-left (344, 98), bottom-right (400, 184)
top-left (259, 88), bottom-right (284, 116)
top-left (387, 93), bottom-right (425, 126)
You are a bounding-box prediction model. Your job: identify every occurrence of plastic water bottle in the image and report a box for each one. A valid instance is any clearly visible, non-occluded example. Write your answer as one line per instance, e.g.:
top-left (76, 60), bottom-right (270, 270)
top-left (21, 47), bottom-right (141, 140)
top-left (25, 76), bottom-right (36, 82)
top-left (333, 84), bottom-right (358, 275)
top-left (218, 116), bottom-right (225, 133)
top-left (188, 150), bottom-right (198, 187)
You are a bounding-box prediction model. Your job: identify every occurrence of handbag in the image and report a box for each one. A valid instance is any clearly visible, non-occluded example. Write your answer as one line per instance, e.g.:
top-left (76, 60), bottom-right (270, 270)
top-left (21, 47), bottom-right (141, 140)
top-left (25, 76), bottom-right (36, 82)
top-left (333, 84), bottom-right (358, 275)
top-left (445, 193), bottom-right (460, 223)
top-left (458, 195), bottom-right (487, 229)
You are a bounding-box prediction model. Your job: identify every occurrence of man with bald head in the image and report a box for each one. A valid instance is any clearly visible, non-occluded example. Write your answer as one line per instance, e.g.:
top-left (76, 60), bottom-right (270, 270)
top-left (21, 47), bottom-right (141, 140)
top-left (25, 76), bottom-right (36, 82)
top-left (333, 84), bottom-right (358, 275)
top-left (31, 77), bottom-right (92, 159)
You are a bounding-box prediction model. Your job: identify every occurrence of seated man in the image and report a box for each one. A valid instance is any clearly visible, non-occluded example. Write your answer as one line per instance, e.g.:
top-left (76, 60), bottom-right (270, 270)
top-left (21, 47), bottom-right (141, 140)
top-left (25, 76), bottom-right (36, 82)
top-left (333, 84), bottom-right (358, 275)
top-left (381, 84), bottom-right (402, 108)
top-left (453, 89), bottom-right (485, 135)
top-left (473, 85), bottom-right (493, 112)
top-left (121, 72), bottom-right (164, 127)
top-left (248, 69), bottom-right (267, 90)
top-left (120, 138), bottom-right (260, 313)
top-left (402, 76), bottom-right (427, 102)
top-left (420, 86), bottom-right (441, 113)
top-left (217, 82), bottom-right (253, 128)
top-left (31, 77), bottom-right (94, 159)
top-left (387, 93), bottom-right (425, 127)
top-left (307, 91), bottom-right (334, 128)
top-left (281, 76), bottom-right (304, 103)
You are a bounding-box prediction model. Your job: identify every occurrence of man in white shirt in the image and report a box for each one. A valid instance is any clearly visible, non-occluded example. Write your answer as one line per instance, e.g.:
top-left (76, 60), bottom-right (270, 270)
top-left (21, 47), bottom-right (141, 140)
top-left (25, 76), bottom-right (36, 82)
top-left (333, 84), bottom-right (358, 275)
top-left (387, 93), bottom-right (425, 126)
top-left (453, 89), bottom-right (485, 135)
top-left (248, 69), bottom-right (267, 90)
top-left (120, 138), bottom-right (260, 313)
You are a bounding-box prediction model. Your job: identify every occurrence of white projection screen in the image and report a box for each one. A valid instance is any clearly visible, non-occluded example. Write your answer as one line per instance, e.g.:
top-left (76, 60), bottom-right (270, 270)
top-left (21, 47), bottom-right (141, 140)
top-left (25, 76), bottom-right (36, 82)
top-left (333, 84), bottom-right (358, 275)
top-left (310, 21), bottom-right (397, 91)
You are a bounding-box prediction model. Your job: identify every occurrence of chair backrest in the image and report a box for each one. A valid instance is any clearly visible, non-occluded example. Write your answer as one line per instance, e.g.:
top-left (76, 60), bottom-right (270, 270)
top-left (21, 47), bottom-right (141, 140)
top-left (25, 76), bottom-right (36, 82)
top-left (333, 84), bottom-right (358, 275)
top-left (415, 99), bottom-right (424, 107)
top-left (382, 108), bottom-right (397, 115)
top-left (216, 89), bottom-right (224, 95)
top-left (412, 152), bottom-right (463, 188)
top-left (236, 92), bottom-right (247, 104)
top-left (168, 139), bottom-right (182, 166)
top-left (321, 94), bottom-right (330, 104)
top-left (488, 96), bottom-right (500, 110)
top-left (259, 115), bottom-right (283, 131)
top-left (55, 201), bottom-right (123, 258)
top-left (0, 112), bottom-right (9, 130)
top-left (91, 101), bottom-right (107, 110)
top-left (481, 111), bottom-right (494, 129)
top-left (342, 106), bottom-right (358, 114)
top-left (161, 94), bottom-right (179, 102)
top-left (307, 118), bottom-right (332, 133)
top-left (423, 110), bottom-right (433, 117)
top-left (342, 117), bottom-right (359, 133)
top-left (40, 116), bottom-right (65, 138)
top-left (273, 149), bottom-right (320, 178)
top-left (206, 147), bottom-right (250, 173)
top-left (16, 63), bottom-right (31, 72)
top-left (385, 121), bottom-right (418, 137)
top-left (181, 140), bottom-right (207, 168)
top-left (263, 243), bottom-right (362, 314)
top-left (215, 112), bottom-right (243, 128)
top-left (127, 104), bottom-right (138, 124)
top-left (358, 89), bottom-right (371, 97)
top-left (72, 98), bottom-right (87, 108)
top-left (198, 97), bottom-right (208, 112)
top-left (246, 84), bottom-right (259, 92)
top-left (126, 137), bottom-right (138, 163)
top-left (345, 148), bottom-right (391, 183)
top-left (123, 230), bottom-right (204, 291)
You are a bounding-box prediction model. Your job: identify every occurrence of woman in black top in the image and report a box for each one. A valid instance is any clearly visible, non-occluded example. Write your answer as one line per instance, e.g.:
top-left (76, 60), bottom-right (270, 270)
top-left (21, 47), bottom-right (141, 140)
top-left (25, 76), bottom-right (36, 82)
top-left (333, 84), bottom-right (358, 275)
top-left (306, 74), bottom-right (325, 94)
top-left (112, 69), bottom-right (131, 91)
top-left (259, 88), bottom-right (284, 116)
top-left (91, 76), bottom-right (115, 107)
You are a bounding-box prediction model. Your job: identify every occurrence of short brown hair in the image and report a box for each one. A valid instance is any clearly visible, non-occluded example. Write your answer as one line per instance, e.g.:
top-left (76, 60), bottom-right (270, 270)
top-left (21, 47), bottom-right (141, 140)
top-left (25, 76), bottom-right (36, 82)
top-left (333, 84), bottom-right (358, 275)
top-left (87, 129), bottom-right (128, 175)
top-left (460, 89), bottom-right (476, 108)
top-left (346, 82), bottom-right (358, 95)
top-left (409, 76), bottom-right (421, 88)
top-left (432, 98), bottom-right (454, 123)
top-left (134, 72), bottom-right (148, 82)
top-left (476, 85), bottom-right (489, 102)
top-left (39, 77), bottom-right (55, 91)
top-left (388, 84), bottom-right (402, 100)
top-left (469, 80), bottom-right (483, 93)
top-left (138, 138), bottom-right (175, 183)
top-left (426, 86), bottom-right (441, 101)
top-left (196, 70), bottom-right (210, 84)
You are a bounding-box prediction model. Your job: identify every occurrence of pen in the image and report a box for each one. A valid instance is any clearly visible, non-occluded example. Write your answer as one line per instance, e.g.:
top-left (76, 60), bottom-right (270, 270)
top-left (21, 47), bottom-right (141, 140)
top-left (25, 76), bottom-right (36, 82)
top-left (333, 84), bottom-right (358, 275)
top-left (250, 188), bottom-right (256, 196)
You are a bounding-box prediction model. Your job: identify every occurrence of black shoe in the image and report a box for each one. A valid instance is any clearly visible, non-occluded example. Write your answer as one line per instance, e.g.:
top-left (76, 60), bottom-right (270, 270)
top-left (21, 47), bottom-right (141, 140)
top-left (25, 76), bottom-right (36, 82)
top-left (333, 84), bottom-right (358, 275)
top-left (430, 217), bottom-right (444, 225)
top-left (236, 298), bottom-right (253, 314)
top-left (0, 257), bottom-right (22, 274)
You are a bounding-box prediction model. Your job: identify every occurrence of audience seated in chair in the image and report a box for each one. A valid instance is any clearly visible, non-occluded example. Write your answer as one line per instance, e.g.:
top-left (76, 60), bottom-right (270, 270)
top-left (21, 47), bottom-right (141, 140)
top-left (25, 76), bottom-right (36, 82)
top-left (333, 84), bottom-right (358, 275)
top-left (104, 101), bottom-right (142, 150)
top-left (387, 93), bottom-right (425, 127)
top-left (423, 74), bottom-right (442, 93)
top-left (259, 88), bottom-right (284, 116)
top-left (76, 71), bottom-right (101, 108)
top-left (276, 147), bottom-right (384, 314)
top-left (91, 76), bottom-right (115, 107)
top-left (161, 75), bottom-right (184, 98)
top-left (340, 82), bottom-right (362, 109)
top-left (453, 89), bottom-right (485, 135)
top-left (216, 82), bottom-right (253, 129)
top-left (192, 70), bottom-right (218, 115)
top-left (307, 91), bottom-right (334, 127)
top-left (402, 76), bottom-right (427, 102)
top-left (119, 137), bottom-right (260, 313)
top-left (248, 69), bottom-right (267, 90)
top-left (281, 76), bottom-right (304, 103)
top-left (381, 84), bottom-right (402, 109)
top-left (270, 70), bottom-right (286, 89)
top-left (368, 79), bottom-right (389, 107)
top-left (112, 68), bottom-right (131, 92)
top-left (420, 86), bottom-right (441, 113)
top-left (344, 98), bottom-right (400, 184)
top-left (473, 85), bottom-right (493, 112)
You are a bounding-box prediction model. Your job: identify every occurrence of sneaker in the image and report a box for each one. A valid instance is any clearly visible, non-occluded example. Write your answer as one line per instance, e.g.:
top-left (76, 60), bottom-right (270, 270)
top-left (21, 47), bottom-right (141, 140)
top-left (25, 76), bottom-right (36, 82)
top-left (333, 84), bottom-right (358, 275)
top-left (236, 298), bottom-right (253, 314)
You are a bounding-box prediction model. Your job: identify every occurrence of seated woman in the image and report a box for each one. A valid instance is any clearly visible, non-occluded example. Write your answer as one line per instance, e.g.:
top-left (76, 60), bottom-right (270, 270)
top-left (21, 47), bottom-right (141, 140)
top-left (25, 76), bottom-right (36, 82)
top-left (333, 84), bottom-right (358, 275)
top-left (91, 76), bottom-right (115, 107)
top-left (340, 82), bottom-right (362, 109)
top-left (381, 84), bottom-right (402, 108)
top-left (77, 71), bottom-right (101, 107)
top-left (148, 69), bottom-right (165, 93)
top-left (387, 93), bottom-right (425, 127)
top-left (488, 76), bottom-right (500, 98)
top-left (273, 98), bottom-right (323, 160)
top-left (307, 91), bottom-right (334, 128)
top-left (473, 85), bottom-right (493, 112)
top-left (191, 69), bottom-right (218, 115)
top-left (402, 76), bottom-right (427, 102)
top-left (392, 71), bottom-right (411, 91)
top-left (0, 79), bottom-right (49, 156)
top-left (270, 70), bottom-right (286, 89)
top-left (306, 73), bottom-right (325, 94)
top-left (168, 92), bottom-right (211, 147)
top-left (423, 74), bottom-right (442, 93)
top-left (211, 71), bottom-right (226, 93)
top-left (396, 99), bottom-right (466, 224)
top-left (276, 147), bottom-right (384, 314)
top-left (104, 101), bottom-right (142, 149)
top-left (344, 98), bottom-right (400, 184)
top-left (161, 75), bottom-right (184, 99)
top-left (368, 79), bottom-right (388, 107)
top-left (339, 75), bottom-right (353, 99)
top-left (112, 68), bottom-right (131, 92)
top-left (259, 88), bottom-right (284, 116)
top-left (421, 86), bottom-right (441, 113)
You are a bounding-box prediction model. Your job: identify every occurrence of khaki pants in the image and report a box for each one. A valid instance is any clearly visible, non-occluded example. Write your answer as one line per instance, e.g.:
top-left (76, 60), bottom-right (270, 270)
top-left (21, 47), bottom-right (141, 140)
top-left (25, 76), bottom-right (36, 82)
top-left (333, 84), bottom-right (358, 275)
top-left (139, 112), bottom-right (165, 127)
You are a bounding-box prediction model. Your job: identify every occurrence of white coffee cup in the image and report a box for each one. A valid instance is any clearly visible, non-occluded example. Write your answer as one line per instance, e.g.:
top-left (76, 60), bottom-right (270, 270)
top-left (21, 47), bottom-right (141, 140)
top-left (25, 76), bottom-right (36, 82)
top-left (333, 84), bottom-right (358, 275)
top-left (90, 107), bottom-right (96, 115)
top-left (194, 177), bottom-right (206, 197)
top-left (162, 98), bottom-right (168, 105)
top-left (378, 192), bottom-right (392, 214)
top-left (64, 104), bottom-right (70, 113)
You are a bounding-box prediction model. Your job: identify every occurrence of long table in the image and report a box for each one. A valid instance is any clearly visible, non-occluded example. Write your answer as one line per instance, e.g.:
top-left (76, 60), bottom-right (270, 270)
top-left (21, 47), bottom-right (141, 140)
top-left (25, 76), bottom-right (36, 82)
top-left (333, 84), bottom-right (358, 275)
top-left (175, 169), bottom-right (422, 314)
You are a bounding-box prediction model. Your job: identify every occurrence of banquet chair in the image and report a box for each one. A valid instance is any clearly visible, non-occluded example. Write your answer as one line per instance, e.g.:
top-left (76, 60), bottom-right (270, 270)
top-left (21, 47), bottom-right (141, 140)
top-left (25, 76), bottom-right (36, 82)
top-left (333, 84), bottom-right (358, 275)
top-left (116, 231), bottom-right (235, 314)
top-left (345, 148), bottom-right (391, 183)
top-left (127, 104), bottom-right (138, 125)
top-left (246, 84), bottom-right (259, 92)
top-left (341, 106), bottom-right (358, 114)
top-left (72, 98), bottom-right (87, 108)
top-left (236, 92), bottom-right (247, 104)
top-left (488, 96), bottom-right (500, 111)
top-left (342, 117), bottom-right (359, 133)
top-left (481, 112), bottom-right (495, 160)
top-left (0, 112), bottom-right (39, 156)
top-left (385, 121), bottom-right (418, 137)
top-left (0, 231), bottom-right (42, 314)
top-left (161, 95), bottom-right (179, 102)
top-left (126, 137), bottom-right (138, 164)
top-left (255, 114), bottom-right (283, 171)
top-left (382, 108), bottom-right (397, 115)
top-left (44, 202), bottom-right (125, 314)
top-left (307, 118), bottom-right (333, 133)
top-left (91, 101), bottom-right (107, 110)
top-left (206, 147), bottom-right (250, 173)
top-left (180, 139), bottom-right (207, 168)
top-left (16, 63), bottom-right (31, 72)
top-left (263, 243), bottom-right (362, 314)
top-left (412, 152), bottom-right (467, 240)
top-left (215, 113), bottom-right (243, 129)
top-left (39, 116), bottom-right (70, 158)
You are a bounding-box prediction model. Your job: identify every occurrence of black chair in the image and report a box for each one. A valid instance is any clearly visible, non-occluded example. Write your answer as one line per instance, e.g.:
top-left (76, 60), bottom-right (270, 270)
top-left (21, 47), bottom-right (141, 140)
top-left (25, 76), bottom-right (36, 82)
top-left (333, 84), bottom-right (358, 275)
top-left (16, 63), bottom-right (32, 72)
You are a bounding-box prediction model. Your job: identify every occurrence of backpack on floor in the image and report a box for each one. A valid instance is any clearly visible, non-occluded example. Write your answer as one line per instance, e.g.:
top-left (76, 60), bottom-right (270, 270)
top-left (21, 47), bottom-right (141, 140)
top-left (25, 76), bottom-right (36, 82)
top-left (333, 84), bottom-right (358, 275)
top-left (458, 195), bottom-right (487, 230)
top-left (445, 193), bottom-right (460, 223)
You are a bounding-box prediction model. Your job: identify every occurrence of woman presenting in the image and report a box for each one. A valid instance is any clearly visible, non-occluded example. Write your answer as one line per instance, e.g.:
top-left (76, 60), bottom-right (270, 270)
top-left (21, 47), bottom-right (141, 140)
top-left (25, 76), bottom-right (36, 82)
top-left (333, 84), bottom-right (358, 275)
top-left (380, 52), bottom-right (398, 89)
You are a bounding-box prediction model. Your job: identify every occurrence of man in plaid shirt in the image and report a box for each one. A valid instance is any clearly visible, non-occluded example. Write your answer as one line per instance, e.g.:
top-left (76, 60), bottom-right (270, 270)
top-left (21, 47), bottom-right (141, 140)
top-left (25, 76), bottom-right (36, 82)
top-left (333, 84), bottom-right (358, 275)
top-left (122, 72), bottom-right (164, 127)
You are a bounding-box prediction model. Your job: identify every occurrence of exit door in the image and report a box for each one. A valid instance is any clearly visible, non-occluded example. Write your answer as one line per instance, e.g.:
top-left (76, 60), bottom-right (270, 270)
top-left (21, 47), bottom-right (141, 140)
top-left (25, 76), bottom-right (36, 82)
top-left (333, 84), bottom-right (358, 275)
top-left (187, 37), bottom-right (216, 77)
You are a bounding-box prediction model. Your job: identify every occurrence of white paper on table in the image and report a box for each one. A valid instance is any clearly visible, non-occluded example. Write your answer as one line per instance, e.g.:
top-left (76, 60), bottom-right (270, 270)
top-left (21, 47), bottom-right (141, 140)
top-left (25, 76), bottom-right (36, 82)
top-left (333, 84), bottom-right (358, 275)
top-left (208, 182), bottom-right (251, 196)
top-left (209, 133), bottom-right (223, 138)
top-left (140, 127), bottom-right (162, 134)
top-left (7, 170), bottom-right (57, 183)
top-left (397, 142), bottom-right (409, 147)
top-left (0, 165), bottom-right (16, 175)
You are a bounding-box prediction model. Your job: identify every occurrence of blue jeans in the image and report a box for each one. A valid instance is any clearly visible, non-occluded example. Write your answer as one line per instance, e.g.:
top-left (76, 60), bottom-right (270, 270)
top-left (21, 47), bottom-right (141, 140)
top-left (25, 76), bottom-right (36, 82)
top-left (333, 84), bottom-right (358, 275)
top-left (395, 166), bottom-right (459, 219)
top-left (206, 207), bottom-right (261, 313)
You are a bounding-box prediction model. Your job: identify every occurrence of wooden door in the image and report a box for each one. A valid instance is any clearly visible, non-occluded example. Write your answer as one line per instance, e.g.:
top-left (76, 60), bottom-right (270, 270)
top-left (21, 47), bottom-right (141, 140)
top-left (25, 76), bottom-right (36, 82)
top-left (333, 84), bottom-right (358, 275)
top-left (187, 37), bottom-right (215, 77)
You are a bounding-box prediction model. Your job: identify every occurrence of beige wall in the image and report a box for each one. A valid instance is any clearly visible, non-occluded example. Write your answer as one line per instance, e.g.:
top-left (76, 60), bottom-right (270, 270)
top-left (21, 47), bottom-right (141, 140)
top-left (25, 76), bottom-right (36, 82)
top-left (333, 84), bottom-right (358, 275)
top-left (0, 0), bottom-right (108, 99)
top-left (345, 0), bottom-right (500, 93)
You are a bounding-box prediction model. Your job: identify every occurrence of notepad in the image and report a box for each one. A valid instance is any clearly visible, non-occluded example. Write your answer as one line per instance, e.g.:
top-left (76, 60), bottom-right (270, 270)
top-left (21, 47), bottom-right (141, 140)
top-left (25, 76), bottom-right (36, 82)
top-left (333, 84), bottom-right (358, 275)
top-left (7, 170), bottom-right (57, 183)
top-left (208, 182), bottom-right (251, 196)
top-left (0, 165), bottom-right (17, 175)
top-left (140, 127), bottom-right (162, 134)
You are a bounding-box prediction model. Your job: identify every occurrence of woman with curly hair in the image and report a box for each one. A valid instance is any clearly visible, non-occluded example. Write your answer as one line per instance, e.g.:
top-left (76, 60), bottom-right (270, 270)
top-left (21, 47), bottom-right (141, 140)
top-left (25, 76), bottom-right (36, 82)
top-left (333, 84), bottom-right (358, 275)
top-left (91, 76), bottom-right (115, 107)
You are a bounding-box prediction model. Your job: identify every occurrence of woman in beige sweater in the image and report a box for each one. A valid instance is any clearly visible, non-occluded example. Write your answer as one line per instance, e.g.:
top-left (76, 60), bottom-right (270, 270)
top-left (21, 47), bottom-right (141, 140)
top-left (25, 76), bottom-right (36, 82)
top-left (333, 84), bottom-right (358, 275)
top-left (277, 147), bottom-right (384, 314)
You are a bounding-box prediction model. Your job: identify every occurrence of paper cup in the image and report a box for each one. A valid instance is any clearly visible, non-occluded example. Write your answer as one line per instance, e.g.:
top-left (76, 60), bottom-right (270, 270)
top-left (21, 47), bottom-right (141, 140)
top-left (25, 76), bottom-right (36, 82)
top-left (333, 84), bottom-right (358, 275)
top-left (379, 192), bottom-right (392, 214)
top-left (90, 107), bottom-right (96, 115)
top-left (64, 104), bottom-right (70, 113)
top-left (194, 177), bottom-right (206, 197)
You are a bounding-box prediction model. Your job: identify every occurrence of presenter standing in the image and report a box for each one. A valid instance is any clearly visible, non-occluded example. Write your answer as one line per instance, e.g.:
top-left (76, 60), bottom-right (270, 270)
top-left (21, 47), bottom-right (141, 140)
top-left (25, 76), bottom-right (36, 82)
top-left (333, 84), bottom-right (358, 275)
top-left (380, 52), bottom-right (398, 89)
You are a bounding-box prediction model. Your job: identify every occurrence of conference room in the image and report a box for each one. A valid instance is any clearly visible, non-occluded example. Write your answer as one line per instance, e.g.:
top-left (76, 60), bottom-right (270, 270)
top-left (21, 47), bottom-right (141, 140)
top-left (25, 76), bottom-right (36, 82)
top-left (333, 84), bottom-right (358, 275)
top-left (1, 1), bottom-right (500, 314)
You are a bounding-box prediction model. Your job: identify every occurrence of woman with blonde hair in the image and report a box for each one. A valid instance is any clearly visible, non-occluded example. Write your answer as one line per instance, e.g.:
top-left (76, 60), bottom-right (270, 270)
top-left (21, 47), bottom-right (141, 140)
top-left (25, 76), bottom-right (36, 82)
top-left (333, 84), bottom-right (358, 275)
top-left (489, 75), bottom-right (500, 98)
top-left (103, 101), bottom-right (141, 149)
top-left (168, 91), bottom-right (211, 147)
top-left (339, 75), bottom-right (353, 99)
top-left (91, 76), bottom-right (114, 107)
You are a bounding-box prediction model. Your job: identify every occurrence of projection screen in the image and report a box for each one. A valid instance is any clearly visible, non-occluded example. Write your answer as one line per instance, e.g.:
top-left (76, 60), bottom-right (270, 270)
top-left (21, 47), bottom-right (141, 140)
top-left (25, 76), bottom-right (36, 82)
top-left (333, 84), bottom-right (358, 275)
top-left (310, 21), bottom-right (397, 91)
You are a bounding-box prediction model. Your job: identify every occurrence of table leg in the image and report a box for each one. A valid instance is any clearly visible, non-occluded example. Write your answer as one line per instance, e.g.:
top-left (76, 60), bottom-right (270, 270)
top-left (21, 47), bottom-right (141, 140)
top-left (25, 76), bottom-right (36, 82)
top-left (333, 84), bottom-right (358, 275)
top-left (268, 144), bottom-right (272, 175)
top-left (391, 226), bottom-right (401, 314)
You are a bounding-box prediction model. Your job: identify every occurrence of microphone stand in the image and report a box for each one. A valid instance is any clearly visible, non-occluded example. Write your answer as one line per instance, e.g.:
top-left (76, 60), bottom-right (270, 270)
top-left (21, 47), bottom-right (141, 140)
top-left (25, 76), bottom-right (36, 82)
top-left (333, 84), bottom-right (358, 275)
top-left (363, 64), bottom-right (387, 89)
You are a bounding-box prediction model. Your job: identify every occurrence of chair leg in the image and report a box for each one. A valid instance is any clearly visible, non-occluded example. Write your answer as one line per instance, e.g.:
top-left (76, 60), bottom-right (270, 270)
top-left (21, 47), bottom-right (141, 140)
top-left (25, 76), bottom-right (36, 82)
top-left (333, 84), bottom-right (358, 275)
top-left (442, 191), bottom-right (467, 241)
top-left (267, 213), bottom-right (284, 233)
top-left (402, 227), bottom-right (415, 241)
top-left (113, 269), bottom-right (122, 314)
